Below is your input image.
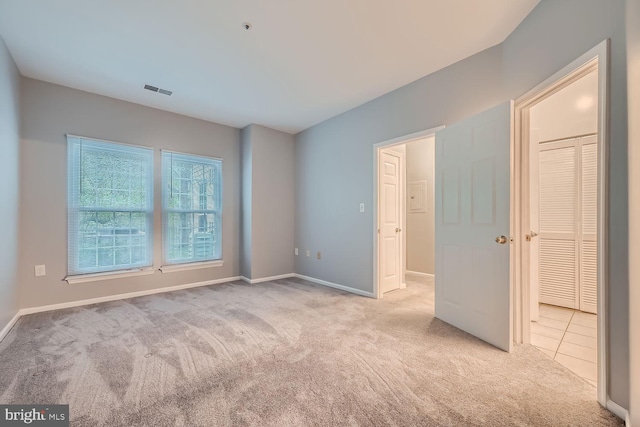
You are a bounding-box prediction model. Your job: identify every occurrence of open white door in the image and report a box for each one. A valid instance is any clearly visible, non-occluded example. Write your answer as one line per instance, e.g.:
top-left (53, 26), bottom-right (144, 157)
top-left (379, 149), bottom-right (402, 293)
top-left (435, 101), bottom-right (513, 352)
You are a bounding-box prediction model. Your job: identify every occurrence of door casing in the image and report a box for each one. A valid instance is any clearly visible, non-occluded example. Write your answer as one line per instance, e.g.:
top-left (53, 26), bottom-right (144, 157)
top-left (373, 126), bottom-right (443, 299)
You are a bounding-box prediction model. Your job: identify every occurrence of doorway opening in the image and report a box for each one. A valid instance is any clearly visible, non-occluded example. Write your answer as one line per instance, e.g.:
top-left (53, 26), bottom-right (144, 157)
top-left (373, 127), bottom-right (441, 299)
top-left (529, 69), bottom-right (599, 388)
top-left (514, 40), bottom-right (608, 405)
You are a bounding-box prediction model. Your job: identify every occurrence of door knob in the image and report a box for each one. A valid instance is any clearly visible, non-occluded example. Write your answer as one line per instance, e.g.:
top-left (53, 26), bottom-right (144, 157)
top-left (495, 235), bottom-right (507, 244)
top-left (395, 227), bottom-right (401, 233)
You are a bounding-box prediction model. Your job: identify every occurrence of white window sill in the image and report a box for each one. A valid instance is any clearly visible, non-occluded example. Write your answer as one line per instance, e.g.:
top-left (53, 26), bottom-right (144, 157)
top-left (65, 267), bottom-right (156, 285)
top-left (160, 260), bottom-right (223, 273)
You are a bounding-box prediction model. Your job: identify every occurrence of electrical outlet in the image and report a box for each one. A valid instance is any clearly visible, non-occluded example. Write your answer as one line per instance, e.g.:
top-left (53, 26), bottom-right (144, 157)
top-left (306, 250), bottom-right (310, 257)
top-left (295, 248), bottom-right (299, 256)
top-left (359, 203), bottom-right (365, 213)
top-left (317, 251), bottom-right (321, 260)
top-left (34, 265), bottom-right (46, 277)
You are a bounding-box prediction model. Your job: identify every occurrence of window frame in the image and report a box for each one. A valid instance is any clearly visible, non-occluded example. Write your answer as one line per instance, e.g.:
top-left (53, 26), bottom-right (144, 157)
top-left (66, 135), bottom-right (154, 278)
top-left (161, 150), bottom-right (223, 268)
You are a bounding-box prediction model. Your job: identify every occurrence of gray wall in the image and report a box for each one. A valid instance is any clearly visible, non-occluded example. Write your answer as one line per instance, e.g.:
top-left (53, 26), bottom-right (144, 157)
top-left (241, 124), bottom-right (294, 280)
top-left (295, 44), bottom-right (505, 288)
top-left (0, 36), bottom-right (20, 330)
top-left (240, 126), bottom-right (253, 278)
top-left (19, 78), bottom-right (241, 308)
top-left (405, 137), bottom-right (434, 275)
top-left (294, 0), bottom-right (629, 408)
top-left (626, 0), bottom-right (640, 423)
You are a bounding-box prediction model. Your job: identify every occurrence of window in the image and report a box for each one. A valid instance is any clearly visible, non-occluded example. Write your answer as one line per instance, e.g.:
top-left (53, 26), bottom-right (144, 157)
top-left (162, 151), bottom-right (222, 265)
top-left (67, 136), bottom-right (154, 275)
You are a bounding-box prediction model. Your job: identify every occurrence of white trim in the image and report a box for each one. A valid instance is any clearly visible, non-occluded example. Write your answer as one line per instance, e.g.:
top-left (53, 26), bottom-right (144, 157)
top-left (294, 274), bottom-right (375, 298)
top-left (373, 126), bottom-right (444, 299)
top-left (606, 400), bottom-right (629, 423)
top-left (65, 267), bottom-right (156, 284)
top-left (405, 270), bottom-right (434, 278)
top-left (65, 133), bottom-right (152, 151)
top-left (160, 148), bottom-right (223, 162)
top-left (160, 260), bottom-right (223, 273)
top-left (240, 273), bottom-right (295, 284)
top-left (0, 311), bottom-right (21, 343)
top-left (20, 276), bottom-right (242, 315)
top-left (513, 39), bottom-right (609, 407)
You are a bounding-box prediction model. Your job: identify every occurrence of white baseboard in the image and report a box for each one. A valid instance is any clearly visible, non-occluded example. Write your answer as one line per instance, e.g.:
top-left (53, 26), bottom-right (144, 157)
top-left (406, 270), bottom-right (434, 278)
top-left (240, 273), bottom-right (295, 284)
top-left (0, 311), bottom-right (21, 343)
top-left (607, 399), bottom-right (629, 424)
top-left (19, 276), bottom-right (242, 316)
top-left (294, 274), bottom-right (375, 298)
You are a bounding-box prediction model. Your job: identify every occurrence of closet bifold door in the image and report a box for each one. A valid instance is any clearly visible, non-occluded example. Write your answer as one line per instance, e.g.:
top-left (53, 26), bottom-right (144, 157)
top-left (537, 134), bottom-right (598, 313)
top-left (580, 135), bottom-right (598, 314)
top-left (538, 140), bottom-right (579, 309)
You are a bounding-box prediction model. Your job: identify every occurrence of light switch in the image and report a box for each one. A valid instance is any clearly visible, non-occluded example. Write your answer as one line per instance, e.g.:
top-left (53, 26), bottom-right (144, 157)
top-left (359, 203), bottom-right (365, 213)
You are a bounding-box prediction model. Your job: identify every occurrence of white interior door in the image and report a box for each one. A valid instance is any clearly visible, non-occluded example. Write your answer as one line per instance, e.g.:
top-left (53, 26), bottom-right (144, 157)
top-left (580, 138), bottom-right (598, 314)
top-left (435, 101), bottom-right (513, 352)
top-left (533, 135), bottom-right (598, 314)
top-left (379, 149), bottom-right (402, 293)
top-left (536, 139), bottom-right (579, 309)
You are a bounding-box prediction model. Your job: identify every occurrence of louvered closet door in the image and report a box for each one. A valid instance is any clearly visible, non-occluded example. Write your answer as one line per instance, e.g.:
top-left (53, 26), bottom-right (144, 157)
top-left (537, 135), bottom-right (598, 313)
top-left (580, 136), bottom-right (598, 314)
top-left (538, 141), bottom-right (579, 309)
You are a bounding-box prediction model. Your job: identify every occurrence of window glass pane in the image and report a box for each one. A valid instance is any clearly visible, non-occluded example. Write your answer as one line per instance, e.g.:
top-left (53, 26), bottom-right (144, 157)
top-left (68, 136), bottom-right (153, 275)
top-left (162, 152), bottom-right (221, 265)
top-left (80, 146), bottom-right (150, 209)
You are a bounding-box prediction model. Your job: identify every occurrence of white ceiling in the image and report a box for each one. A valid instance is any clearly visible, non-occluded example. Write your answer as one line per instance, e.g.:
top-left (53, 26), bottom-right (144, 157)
top-left (0, 0), bottom-right (539, 133)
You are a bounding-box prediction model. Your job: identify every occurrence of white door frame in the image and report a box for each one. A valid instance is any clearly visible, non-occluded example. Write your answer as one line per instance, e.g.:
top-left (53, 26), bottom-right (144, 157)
top-left (513, 39), bottom-right (609, 406)
top-left (373, 126), bottom-right (444, 299)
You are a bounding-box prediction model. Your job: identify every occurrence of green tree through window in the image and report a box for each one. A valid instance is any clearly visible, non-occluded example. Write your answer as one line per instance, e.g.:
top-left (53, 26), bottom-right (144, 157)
top-left (68, 136), bottom-right (154, 275)
top-left (162, 151), bottom-right (222, 265)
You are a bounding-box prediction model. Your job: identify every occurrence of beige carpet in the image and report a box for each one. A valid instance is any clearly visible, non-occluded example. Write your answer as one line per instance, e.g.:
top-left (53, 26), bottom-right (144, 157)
top-left (0, 276), bottom-right (622, 426)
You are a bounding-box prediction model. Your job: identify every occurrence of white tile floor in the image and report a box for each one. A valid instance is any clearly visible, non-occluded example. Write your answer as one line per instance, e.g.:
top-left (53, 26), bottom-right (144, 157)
top-left (531, 304), bottom-right (598, 387)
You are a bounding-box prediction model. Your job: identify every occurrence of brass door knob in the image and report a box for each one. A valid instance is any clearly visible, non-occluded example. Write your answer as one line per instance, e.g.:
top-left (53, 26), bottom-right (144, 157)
top-left (495, 235), bottom-right (507, 244)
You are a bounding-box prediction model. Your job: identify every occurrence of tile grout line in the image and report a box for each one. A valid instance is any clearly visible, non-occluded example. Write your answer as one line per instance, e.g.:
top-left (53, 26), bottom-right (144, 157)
top-left (554, 310), bottom-right (574, 359)
top-left (536, 304), bottom-right (598, 385)
top-left (562, 310), bottom-right (598, 384)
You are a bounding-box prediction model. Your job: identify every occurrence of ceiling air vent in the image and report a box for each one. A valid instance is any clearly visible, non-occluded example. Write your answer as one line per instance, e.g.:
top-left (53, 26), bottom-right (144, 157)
top-left (144, 84), bottom-right (172, 96)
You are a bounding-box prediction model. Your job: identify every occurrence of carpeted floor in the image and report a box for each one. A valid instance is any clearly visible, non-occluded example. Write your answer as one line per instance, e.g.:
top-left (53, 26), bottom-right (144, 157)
top-left (0, 276), bottom-right (622, 426)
